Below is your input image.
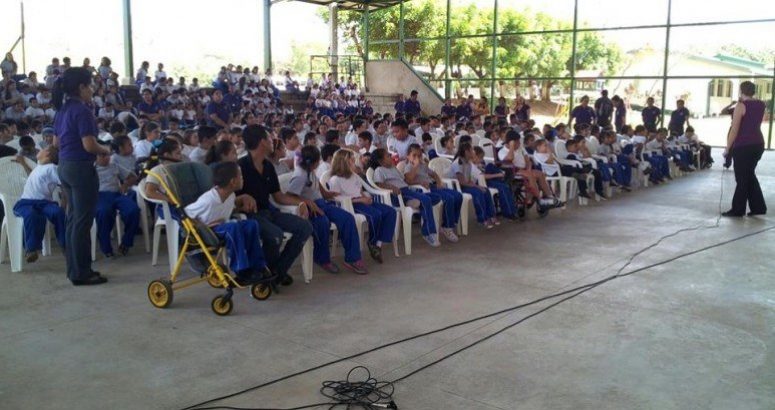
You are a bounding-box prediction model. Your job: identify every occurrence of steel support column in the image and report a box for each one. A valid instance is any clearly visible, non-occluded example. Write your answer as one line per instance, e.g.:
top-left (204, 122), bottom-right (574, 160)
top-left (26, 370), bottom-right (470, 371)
top-left (122, 0), bottom-right (134, 82)
top-left (660, 0), bottom-right (673, 128)
top-left (568, 0), bottom-right (579, 122)
top-left (398, 1), bottom-right (404, 59)
top-left (264, 0), bottom-right (272, 72)
top-left (489, 0), bottom-right (498, 111)
top-left (444, 0), bottom-right (451, 99)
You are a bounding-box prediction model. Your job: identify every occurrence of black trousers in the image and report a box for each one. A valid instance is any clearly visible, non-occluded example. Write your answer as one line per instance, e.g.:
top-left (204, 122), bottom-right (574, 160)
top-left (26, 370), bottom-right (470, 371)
top-left (731, 144), bottom-right (766, 215)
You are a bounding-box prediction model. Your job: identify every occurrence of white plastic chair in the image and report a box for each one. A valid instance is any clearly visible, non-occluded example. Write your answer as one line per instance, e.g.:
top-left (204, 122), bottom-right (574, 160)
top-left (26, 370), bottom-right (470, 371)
top-left (554, 140), bottom-right (596, 205)
top-left (133, 185), bottom-right (151, 253)
top-left (428, 157), bottom-right (473, 235)
top-left (90, 214), bottom-right (124, 261)
top-left (320, 171), bottom-right (399, 257)
top-left (138, 178), bottom-right (180, 268)
top-left (365, 167), bottom-right (439, 255)
top-left (478, 138), bottom-right (496, 164)
top-left (0, 157), bottom-right (37, 272)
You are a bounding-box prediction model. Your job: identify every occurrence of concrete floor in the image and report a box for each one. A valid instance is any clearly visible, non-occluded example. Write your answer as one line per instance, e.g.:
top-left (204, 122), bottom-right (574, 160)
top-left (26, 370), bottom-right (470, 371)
top-left (1, 153), bottom-right (774, 410)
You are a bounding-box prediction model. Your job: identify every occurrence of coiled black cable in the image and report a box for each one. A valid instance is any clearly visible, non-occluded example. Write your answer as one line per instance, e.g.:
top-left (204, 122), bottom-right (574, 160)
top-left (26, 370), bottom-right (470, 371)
top-left (184, 168), bottom-right (769, 410)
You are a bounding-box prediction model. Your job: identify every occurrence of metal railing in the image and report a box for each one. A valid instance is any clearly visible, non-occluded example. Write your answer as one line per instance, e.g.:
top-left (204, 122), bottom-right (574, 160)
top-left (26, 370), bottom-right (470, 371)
top-left (309, 54), bottom-right (364, 88)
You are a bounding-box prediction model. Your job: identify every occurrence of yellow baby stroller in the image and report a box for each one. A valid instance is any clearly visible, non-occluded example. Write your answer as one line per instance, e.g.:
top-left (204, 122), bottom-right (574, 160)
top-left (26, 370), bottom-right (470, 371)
top-left (142, 162), bottom-right (275, 316)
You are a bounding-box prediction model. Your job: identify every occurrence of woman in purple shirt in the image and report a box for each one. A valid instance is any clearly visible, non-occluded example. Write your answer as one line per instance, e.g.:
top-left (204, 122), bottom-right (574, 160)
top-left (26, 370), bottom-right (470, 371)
top-left (723, 81), bottom-right (767, 217)
top-left (53, 67), bottom-right (111, 285)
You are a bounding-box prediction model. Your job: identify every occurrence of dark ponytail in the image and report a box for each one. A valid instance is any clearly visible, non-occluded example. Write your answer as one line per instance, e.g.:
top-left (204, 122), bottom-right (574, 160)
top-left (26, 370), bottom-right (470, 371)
top-left (52, 67), bottom-right (92, 110)
top-left (370, 148), bottom-right (387, 170)
top-left (453, 142), bottom-right (472, 164)
top-left (299, 145), bottom-right (321, 187)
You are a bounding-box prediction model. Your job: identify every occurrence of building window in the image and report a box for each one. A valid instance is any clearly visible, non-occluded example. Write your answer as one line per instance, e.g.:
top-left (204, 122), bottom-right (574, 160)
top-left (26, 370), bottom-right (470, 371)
top-left (711, 79), bottom-right (732, 98)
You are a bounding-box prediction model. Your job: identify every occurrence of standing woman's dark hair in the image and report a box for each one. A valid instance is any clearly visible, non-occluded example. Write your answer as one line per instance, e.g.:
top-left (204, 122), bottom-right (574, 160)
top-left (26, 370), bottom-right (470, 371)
top-left (53, 67), bottom-right (111, 286)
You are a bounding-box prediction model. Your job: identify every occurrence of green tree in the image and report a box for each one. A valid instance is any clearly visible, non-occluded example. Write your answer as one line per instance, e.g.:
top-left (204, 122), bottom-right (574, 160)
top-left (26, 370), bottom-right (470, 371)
top-left (320, 0), bottom-right (623, 100)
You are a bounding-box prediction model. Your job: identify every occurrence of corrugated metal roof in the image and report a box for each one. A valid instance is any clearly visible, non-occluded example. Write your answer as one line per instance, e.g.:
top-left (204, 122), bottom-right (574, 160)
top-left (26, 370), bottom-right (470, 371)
top-left (290, 0), bottom-right (403, 12)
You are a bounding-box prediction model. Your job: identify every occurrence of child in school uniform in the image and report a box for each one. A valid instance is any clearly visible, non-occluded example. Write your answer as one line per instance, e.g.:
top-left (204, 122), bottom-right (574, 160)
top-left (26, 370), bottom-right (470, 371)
top-left (499, 130), bottom-right (555, 207)
top-left (449, 142), bottom-right (499, 229)
top-left (357, 131), bottom-right (377, 155)
top-left (287, 146), bottom-right (368, 275)
top-left (110, 135), bottom-right (137, 175)
top-left (189, 126), bottom-right (217, 163)
top-left (371, 148), bottom-right (442, 247)
top-left (95, 149), bottom-right (140, 257)
top-left (133, 121), bottom-right (161, 159)
top-left (315, 143), bottom-right (339, 180)
top-left (13, 146), bottom-right (65, 262)
top-left (185, 162), bottom-right (271, 284)
top-left (329, 149), bottom-right (397, 263)
top-left (472, 146), bottom-right (519, 220)
top-left (404, 144), bottom-right (461, 242)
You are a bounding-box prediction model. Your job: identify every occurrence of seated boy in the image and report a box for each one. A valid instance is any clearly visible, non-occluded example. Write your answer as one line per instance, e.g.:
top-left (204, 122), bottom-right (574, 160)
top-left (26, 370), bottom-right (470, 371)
top-left (12, 146), bottom-right (66, 262)
top-left (315, 143), bottom-right (339, 179)
top-left (357, 131), bottom-right (377, 155)
top-left (185, 161), bottom-right (270, 284)
top-left (95, 149), bottom-right (140, 257)
top-left (189, 126), bottom-right (217, 163)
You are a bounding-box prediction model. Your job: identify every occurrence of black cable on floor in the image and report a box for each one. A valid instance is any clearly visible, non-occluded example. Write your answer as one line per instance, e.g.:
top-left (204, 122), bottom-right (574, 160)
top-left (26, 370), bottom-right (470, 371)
top-left (184, 168), bottom-right (764, 410)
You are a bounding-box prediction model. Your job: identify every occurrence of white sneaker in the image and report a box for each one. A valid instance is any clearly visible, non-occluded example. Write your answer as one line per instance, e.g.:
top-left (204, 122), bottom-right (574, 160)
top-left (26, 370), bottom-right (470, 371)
top-left (423, 234), bottom-right (441, 247)
top-left (440, 227), bottom-right (459, 243)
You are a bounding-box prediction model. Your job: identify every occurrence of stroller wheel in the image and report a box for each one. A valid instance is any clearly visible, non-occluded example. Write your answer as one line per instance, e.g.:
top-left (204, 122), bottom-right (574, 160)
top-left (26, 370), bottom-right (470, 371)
top-left (148, 279), bottom-right (173, 309)
top-left (205, 264), bottom-right (230, 288)
top-left (211, 295), bottom-right (233, 316)
top-left (251, 283), bottom-right (272, 301)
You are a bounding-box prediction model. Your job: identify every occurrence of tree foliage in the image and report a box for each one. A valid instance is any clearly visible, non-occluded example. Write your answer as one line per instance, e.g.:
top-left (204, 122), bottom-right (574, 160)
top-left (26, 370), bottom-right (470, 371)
top-left (320, 0), bottom-right (622, 98)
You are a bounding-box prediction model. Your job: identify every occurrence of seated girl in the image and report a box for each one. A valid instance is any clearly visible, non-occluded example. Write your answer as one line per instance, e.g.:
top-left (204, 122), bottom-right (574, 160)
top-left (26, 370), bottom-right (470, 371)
top-left (370, 148), bottom-right (442, 248)
top-left (328, 149), bottom-right (397, 263)
top-left (499, 130), bottom-right (556, 206)
top-left (185, 162), bottom-right (269, 284)
top-left (287, 146), bottom-right (368, 275)
top-left (404, 143), bottom-right (461, 242)
top-left (448, 142), bottom-right (498, 229)
top-left (13, 146), bottom-right (65, 262)
top-left (204, 140), bottom-right (238, 167)
top-left (472, 146), bottom-right (518, 220)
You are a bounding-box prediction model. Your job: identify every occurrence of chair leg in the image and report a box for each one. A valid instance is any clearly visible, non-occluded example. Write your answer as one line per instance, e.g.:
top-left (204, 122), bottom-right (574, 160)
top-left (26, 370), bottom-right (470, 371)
top-left (0, 220), bottom-right (8, 264)
top-left (302, 238), bottom-right (313, 283)
top-left (115, 215), bottom-right (123, 245)
top-left (90, 221), bottom-right (97, 262)
top-left (152, 225), bottom-right (162, 266)
top-left (140, 205), bottom-right (150, 253)
top-left (166, 223), bottom-right (179, 268)
top-left (392, 214), bottom-right (401, 257)
top-left (8, 217), bottom-right (24, 272)
top-left (42, 223), bottom-right (52, 256)
top-left (402, 210), bottom-right (413, 256)
top-left (459, 198), bottom-right (470, 236)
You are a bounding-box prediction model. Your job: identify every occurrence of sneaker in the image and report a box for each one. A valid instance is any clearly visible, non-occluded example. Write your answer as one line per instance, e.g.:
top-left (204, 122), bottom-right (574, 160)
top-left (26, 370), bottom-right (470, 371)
top-left (440, 227), bottom-right (459, 243)
top-left (491, 218), bottom-right (501, 226)
top-left (25, 251), bottom-right (38, 263)
top-left (423, 234), bottom-right (441, 247)
top-left (319, 262), bottom-right (340, 274)
top-left (484, 221), bottom-right (494, 229)
top-left (343, 260), bottom-right (369, 275)
top-left (104, 252), bottom-right (115, 259)
top-left (367, 243), bottom-right (383, 264)
top-left (118, 245), bottom-right (129, 256)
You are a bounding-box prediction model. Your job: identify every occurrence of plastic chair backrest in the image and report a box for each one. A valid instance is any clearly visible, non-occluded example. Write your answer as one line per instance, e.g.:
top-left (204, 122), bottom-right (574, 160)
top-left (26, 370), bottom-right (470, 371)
top-left (428, 157), bottom-right (452, 180)
top-left (586, 136), bottom-right (600, 155)
top-left (433, 134), bottom-right (443, 154)
top-left (365, 167), bottom-right (376, 186)
top-left (0, 157), bottom-right (36, 213)
top-left (277, 172), bottom-right (293, 193)
top-left (478, 138), bottom-right (495, 161)
top-left (554, 139), bottom-right (569, 159)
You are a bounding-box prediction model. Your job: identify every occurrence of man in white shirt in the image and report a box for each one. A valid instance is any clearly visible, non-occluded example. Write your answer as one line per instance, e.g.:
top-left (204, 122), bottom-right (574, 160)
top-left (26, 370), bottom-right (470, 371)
top-left (154, 63), bottom-right (167, 82)
top-left (24, 98), bottom-right (45, 121)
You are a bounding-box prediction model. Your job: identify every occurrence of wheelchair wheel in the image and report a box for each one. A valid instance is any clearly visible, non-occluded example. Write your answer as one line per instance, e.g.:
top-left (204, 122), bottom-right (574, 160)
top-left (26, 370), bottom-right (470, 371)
top-left (211, 295), bottom-right (233, 316)
top-left (251, 283), bottom-right (272, 301)
top-left (148, 279), bottom-right (173, 309)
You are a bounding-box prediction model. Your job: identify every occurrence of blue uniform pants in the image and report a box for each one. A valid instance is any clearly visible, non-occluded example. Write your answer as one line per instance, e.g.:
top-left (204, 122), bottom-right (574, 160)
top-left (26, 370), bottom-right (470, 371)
top-left (615, 155), bottom-right (632, 187)
top-left (486, 180), bottom-right (517, 218)
top-left (310, 199), bottom-right (361, 264)
top-left (13, 199), bottom-right (66, 252)
top-left (353, 202), bottom-right (396, 246)
top-left (461, 186), bottom-right (496, 223)
top-left (96, 191), bottom-right (140, 255)
top-left (429, 187), bottom-right (462, 229)
top-left (595, 160), bottom-right (612, 182)
top-left (213, 219), bottom-right (267, 274)
top-left (394, 187), bottom-right (440, 236)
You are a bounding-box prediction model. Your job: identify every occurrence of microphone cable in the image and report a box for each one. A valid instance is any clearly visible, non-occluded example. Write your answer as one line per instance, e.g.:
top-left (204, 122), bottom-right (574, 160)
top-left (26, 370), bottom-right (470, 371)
top-left (183, 166), bottom-right (771, 410)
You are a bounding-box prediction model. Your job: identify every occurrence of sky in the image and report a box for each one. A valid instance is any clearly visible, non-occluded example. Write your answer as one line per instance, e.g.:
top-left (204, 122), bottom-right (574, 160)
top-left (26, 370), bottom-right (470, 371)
top-left (0, 0), bottom-right (772, 80)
